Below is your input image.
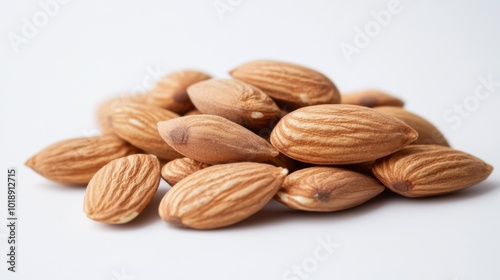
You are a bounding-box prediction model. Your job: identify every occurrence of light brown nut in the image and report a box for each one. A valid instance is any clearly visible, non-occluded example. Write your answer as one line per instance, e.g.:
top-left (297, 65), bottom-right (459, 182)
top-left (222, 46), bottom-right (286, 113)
top-left (373, 145), bottom-right (493, 197)
top-left (109, 102), bottom-right (183, 160)
top-left (183, 108), bottom-right (202, 116)
top-left (270, 104), bottom-right (418, 165)
top-left (374, 106), bottom-right (450, 146)
top-left (25, 135), bottom-right (137, 185)
top-left (276, 167), bottom-right (384, 211)
top-left (229, 60), bottom-right (340, 109)
top-left (96, 94), bottom-right (147, 134)
top-left (341, 89), bottom-right (404, 107)
top-left (158, 162), bottom-right (288, 229)
top-left (146, 70), bottom-right (211, 114)
top-left (157, 115), bottom-right (279, 164)
top-left (161, 157), bottom-right (210, 186)
top-left (187, 78), bottom-right (281, 130)
top-left (84, 154), bottom-right (160, 224)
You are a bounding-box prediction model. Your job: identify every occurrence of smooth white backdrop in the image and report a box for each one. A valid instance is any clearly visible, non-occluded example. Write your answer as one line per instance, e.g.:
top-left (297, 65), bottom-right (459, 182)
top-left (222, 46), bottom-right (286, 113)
top-left (1, 0), bottom-right (500, 279)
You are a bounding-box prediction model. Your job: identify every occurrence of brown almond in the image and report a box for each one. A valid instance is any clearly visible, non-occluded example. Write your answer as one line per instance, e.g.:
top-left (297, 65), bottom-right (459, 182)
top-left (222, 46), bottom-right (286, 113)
top-left (187, 78), bottom-right (281, 130)
top-left (157, 115), bottom-right (279, 164)
top-left (146, 70), bottom-right (211, 114)
top-left (158, 162), bottom-right (288, 229)
top-left (84, 154), bottom-right (160, 224)
top-left (373, 145), bottom-right (493, 197)
top-left (161, 157), bottom-right (210, 186)
top-left (270, 104), bottom-right (418, 164)
top-left (276, 167), bottom-right (384, 211)
top-left (341, 89), bottom-right (404, 107)
top-left (229, 60), bottom-right (340, 108)
top-left (25, 135), bottom-right (137, 185)
top-left (96, 94), bottom-right (147, 134)
top-left (374, 106), bottom-right (450, 146)
top-left (109, 102), bottom-right (183, 160)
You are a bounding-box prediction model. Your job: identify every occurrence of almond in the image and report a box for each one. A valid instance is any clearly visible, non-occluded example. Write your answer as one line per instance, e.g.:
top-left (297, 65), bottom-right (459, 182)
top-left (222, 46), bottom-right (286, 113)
top-left (187, 78), bottom-right (281, 130)
top-left (158, 162), bottom-right (288, 229)
top-left (229, 60), bottom-right (340, 108)
top-left (96, 94), bottom-right (147, 134)
top-left (146, 70), bottom-right (211, 114)
top-left (270, 104), bottom-right (418, 164)
top-left (276, 167), bottom-right (384, 211)
top-left (109, 102), bottom-right (183, 160)
top-left (157, 115), bottom-right (279, 164)
top-left (84, 154), bottom-right (160, 224)
top-left (25, 135), bottom-right (137, 185)
top-left (341, 89), bottom-right (404, 107)
top-left (161, 157), bottom-right (210, 186)
top-left (183, 108), bottom-right (202, 116)
top-left (374, 106), bottom-right (450, 146)
top-left (373, 145), bottom-right (493, 197)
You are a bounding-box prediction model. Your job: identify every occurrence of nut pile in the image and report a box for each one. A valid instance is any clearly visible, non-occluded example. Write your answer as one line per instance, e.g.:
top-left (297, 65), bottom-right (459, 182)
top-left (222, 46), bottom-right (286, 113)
top-left (26, 59), bottom-right (493, 230)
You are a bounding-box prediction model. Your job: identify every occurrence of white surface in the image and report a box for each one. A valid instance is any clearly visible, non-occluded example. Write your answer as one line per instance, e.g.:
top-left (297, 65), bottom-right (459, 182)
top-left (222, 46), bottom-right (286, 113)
top-left (1, 0), bottom-right (500, 279)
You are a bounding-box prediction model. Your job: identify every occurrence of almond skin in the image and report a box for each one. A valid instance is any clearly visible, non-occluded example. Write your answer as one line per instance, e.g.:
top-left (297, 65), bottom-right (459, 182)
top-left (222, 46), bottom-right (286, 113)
top-left (157, 115), bottom-right (279, 164)
top-left (109, 102), bottom-right (183, 160)
top-left (341, 89), bottom-right (404, 107)
top-left (373, 145), bottom-right (493, 197)
top-left (161, 157), bottom-right (210, 186)
top-left (276, 167), bottom-right (384, 211)
top-left (84, 154), bottom-right (160, 224)
top-left (229, 60), bottom-right (340, 108)
top-left (270, 104), bottom-right (418, 165)
top-left (158, 162), bottom-right (288, 229)
top-left (183, 108), bottom-right (202, 116)
top-left (96, 94), bottom-right (147, 134)
top-left (146, 70), bottom-right (211, 114)
top-left (374, 106), bottom-right (450, 146)
top-left (187, 78), bottom-right (281, 130)
top-left (25, 135), bottom-right (137, 185)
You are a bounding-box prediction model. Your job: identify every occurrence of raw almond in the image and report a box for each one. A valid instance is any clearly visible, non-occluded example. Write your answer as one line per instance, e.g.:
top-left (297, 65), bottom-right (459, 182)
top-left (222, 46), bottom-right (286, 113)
top-left (25, 135), bottom-right (137, 185)
top-left (183, 108), bottom-right (202, 116)
top-left (96, 94), bottom-right (147, 134)
top-left (341, 89), bottom-right (404, 107)
top-left (374, 106), bottom-right (450, 146)
top-left (229, 60), bottom-right (340, 108)
top-left (84, 154), bottom-right (160, 224)
top-left (157, 115), bottom-right (279, 164)
top-left (187, 78), bottom-right (281, 130)
top-left (161, 157), bottom-right (210, 186)
top-left (373, 145), bottom-right (493, 197)
top-left (276, 167), bottom-right (384, 211)
top-left (270, 104), bottom-right (418, 164)
top-left (146, 70), bottom-right (211, 114)
top-left (158, 162), bottom-right (288, 229)
top-left (109, 102), bottom-right (183, 160)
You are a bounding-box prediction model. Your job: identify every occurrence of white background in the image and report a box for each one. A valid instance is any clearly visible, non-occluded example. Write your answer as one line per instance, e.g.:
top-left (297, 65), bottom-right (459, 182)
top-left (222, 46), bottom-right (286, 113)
top-left (1, 0), bottom-right (500, 279)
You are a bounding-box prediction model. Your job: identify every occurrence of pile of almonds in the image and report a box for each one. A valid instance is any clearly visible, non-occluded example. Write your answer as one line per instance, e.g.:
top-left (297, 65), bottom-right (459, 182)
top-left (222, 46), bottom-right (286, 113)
top-left (26, 60), bottom-right (493, 229)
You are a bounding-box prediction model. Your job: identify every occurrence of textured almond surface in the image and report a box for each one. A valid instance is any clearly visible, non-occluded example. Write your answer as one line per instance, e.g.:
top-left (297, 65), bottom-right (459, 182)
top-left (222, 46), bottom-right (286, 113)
top-left (96, 94), bottom-right (147, 134)
top-left (373, 145), bottom-right (493, 197)
top-left (374, 106), bottom-right (450, 146)
top-left (25, 135), bottom-right (137, 185)
top-left (161, 157), bottom-right (210, 186)
top-left (341, 89), bottom-right (404, 107)
top-left (187, 78), bottom-right (281, 130)
top-left (229, 60), bottom-right (340, 108)
top-left (157, 115), bottom-right (279, 164)
top-left (146, 70), bottom-right (211, 114)
top-left (276, 167), bottom-right (384, 211)
top-left (84, 154), bottom-right (160, 224)
top-left (270, 104), bottom-right (418, 164)
top-left (158, 162), bottom-right (288, 229)
top-left (109, 102), bottom-right (183, 160)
